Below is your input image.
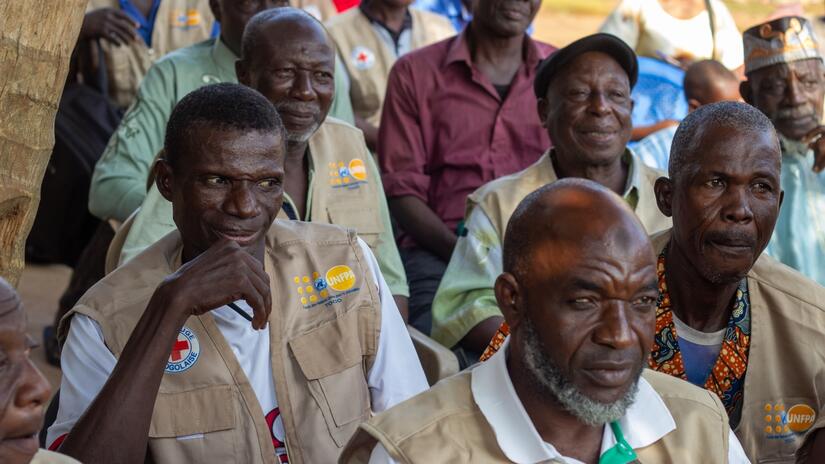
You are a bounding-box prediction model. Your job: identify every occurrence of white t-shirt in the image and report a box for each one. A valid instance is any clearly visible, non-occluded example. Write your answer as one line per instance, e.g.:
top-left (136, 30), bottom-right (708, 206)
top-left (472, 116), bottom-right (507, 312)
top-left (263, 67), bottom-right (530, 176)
top-left (47, 239), bottom-right (428, 462)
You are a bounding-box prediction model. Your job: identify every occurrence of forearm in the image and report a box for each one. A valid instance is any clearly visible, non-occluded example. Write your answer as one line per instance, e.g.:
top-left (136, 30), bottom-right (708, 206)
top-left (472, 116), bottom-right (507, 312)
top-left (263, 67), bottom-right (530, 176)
top-left (460, 316), bottom-right (504, 355)
top-left (355, 116), bottom-right (379, 152)
top-left (388, 196), bottom-right (456, 261)
top-left (59, 295), bottom-right (184, 463)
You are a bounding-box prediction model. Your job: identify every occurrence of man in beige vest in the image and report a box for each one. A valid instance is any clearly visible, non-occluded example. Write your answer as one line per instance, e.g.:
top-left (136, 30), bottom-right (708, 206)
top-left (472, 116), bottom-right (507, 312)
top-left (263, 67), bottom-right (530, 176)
top-left (0, 278), bottom-right (80, 464)
top-left (46, 84), bottom-right (428, 463)
top-left (121, 7), bottom-right (410, 318)
top-left (340, 179), bottom-right (748, 463)
top-left (80, 0), bottom-right (215, 109)
top-left (431, 34), bottom-right (672, 361)
top-left (643, 101), bottom-right (825, 463)
top-left (325, 0), bottom-right (453, 150)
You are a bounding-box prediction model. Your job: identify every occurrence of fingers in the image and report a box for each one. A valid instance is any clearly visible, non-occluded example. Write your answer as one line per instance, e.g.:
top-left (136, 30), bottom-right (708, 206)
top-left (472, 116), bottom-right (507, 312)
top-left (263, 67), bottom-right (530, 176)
top-left (814, 149), bottom-right (825, 174)
top-left (809, 131), bottom-right (825, 174)
top-left (237, 252), bottom-right (272, 330)
top-left (803, 126), bottom-right (825, 145)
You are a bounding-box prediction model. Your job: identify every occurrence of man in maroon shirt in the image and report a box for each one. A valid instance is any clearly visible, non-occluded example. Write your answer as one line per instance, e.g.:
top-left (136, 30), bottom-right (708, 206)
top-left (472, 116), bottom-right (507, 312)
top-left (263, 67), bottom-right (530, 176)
top-left (378, 0), bottom-right (553, 333)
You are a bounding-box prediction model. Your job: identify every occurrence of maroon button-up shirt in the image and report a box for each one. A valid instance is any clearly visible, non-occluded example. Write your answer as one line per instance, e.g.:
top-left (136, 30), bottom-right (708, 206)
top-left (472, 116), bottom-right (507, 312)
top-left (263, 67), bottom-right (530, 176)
top-left (378, 30), bottom-right (555, 248)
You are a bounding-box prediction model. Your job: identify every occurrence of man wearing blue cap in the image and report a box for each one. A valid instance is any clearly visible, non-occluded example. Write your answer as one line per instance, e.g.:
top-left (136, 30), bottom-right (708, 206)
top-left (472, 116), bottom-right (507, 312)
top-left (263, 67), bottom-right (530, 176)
top-left (430, 34), bottom-right (671, 361)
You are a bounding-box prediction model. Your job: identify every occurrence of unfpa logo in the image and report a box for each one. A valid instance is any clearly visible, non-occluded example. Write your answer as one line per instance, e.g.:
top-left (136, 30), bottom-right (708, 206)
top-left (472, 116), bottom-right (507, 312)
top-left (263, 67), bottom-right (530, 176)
top-left (294, 265), bottom-right (357, 308)
top-left (763, 403), bottom-right (816, 438)
top-left (328, 159), bottom-right (368, 189)
top-left (170, 9), bottom-right (203, 29)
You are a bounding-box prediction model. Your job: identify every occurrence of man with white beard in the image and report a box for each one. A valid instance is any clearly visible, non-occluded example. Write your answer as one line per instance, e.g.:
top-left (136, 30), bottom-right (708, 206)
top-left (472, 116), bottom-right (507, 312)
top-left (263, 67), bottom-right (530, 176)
top-left (118, 7), bottom-right (411, 318)
top-left (339, 179), bottom-right (749, 463)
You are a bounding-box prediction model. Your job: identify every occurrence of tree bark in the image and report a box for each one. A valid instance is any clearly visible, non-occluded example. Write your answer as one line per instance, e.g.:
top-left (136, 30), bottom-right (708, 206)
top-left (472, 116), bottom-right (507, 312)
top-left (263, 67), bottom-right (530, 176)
top-left (0, 0), bottom-right (87, 285)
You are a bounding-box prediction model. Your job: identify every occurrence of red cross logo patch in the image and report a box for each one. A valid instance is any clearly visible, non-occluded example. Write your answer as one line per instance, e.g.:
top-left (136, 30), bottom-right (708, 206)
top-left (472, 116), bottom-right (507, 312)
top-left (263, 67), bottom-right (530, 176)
top-left (351, 46), bottom-right (375, 71)
top-left (165, 326), bottom-right (200, 373)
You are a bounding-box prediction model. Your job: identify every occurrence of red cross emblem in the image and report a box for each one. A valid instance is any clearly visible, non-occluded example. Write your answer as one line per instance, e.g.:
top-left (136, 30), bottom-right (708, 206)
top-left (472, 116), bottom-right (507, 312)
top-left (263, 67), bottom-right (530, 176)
top-left (170, 339), bottom-right (190, 362)
top-left (356, 51), bottom-right (369, 63)
top-left (351, 46), bottom-right (374, 70)
top-left (165, 326), bottom-right (200, 373)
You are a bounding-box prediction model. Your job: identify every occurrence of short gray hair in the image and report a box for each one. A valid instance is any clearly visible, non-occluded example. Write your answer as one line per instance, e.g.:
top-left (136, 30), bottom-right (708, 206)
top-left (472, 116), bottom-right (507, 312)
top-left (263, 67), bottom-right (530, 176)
top-left (669, 101), bottom-right (779, 182)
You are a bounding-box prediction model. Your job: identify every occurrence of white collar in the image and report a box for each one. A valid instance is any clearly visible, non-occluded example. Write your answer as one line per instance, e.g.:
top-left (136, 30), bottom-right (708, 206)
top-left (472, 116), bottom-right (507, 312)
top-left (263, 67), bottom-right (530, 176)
top-left (470, 339), bottom-right (676, 464)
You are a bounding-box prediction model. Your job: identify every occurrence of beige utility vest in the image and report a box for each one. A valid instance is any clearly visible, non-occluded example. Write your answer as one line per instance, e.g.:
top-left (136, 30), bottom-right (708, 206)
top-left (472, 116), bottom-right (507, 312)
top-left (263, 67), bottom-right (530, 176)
top-left (87, 0), bottom-right (214, 109)
top-left (340, 369), bottom-right (729, 463)
top-left (651, 230), bottom-right (825, 463)
top-left (325, 8), bottom-right (454, 126)
top-left (61, 220), bottom-right (382, 464)
top-left (291, 0), bottom-right (338, 21)
top-left (305, 118), bottom-right (385, 248)
top-left (467, 150), bottom-right (672, 240)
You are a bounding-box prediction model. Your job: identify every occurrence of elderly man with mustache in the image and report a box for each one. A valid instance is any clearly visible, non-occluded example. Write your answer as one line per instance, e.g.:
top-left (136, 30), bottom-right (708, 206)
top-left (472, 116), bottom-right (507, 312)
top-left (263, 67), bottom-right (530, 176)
top-left (740, 16), bottom-right (825, 286)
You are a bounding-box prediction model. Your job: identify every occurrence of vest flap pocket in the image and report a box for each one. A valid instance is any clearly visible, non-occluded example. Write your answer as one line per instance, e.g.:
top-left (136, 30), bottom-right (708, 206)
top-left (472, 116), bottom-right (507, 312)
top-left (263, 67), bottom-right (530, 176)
top-left (149, 385), bottom-right (237, 438)
top-left (289, 310), bottom-right (362, 380)
top-left (326, 206), bottom-right (384, 247)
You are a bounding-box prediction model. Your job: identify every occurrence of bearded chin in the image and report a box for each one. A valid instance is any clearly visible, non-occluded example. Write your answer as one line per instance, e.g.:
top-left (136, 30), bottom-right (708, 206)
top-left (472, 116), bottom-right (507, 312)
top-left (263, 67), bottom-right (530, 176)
top-left (520, 318), bottom-right (642, 427)
top-left (285, 123), bottom-right (319, 144)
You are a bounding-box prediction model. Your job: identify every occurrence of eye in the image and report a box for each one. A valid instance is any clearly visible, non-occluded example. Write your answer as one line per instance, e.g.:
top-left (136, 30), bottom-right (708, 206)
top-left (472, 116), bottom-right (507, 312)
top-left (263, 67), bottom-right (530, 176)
top-left (313, 71), bottom-right (333, 83)
top-left (257, 178), bottom-right (281, 189)
top-left (274, 68), bottom-right (296, 79)
top-left (204, 176), bottom-right (228, 186)
top-left (632, 295), bottom-right (657, 309)
top-left (570, 297), bottom-right (598, 310)
top-left (704, 178), bottom-right (725, 189)
top-left (752, 181), bottom-right (773, 194)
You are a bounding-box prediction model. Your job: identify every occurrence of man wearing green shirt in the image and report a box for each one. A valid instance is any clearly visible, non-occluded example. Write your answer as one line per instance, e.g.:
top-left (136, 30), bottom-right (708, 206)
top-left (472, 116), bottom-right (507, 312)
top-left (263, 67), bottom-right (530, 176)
top-left (117, 8), bottom-right (410, 313)
top-left (430, 34), bottom-right (671, 361)
top-left (89, 0), bottom-right (355, 223)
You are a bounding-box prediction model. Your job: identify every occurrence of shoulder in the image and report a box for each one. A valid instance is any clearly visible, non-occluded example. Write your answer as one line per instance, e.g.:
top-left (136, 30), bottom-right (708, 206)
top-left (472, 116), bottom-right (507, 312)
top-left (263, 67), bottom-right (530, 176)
top-left (319, 117), bottom-right (364, 138)
top-left (30, 449), bottom-right (82, 464)
top-left (152, 39), bottom-right (216, 70)
top-left (325, 8), bottom-right (362, 30)
top-left (469, 153), bottom-right (550, 204)
top-left (749, 254), bottom-right (825, 315)
top-left (266, 219), bottom-right (355, 248)
top-left (411, 7), bottom-right (455, 30)
top-left (395, 36), bottom-right (454, 69)
top-left (642, 370), bottom-right (727, 419)
top-left (530, 38), bottom-right (557, 58)
top-left (635, 155), bottom-right (666, 185)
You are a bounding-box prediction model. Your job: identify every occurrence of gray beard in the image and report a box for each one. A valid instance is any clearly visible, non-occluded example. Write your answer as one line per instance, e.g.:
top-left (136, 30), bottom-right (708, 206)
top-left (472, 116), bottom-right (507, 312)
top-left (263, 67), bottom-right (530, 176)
top-left (285, 123), bottom-right (319, 144)
top-left (520, 318), bottom-right (642, 427)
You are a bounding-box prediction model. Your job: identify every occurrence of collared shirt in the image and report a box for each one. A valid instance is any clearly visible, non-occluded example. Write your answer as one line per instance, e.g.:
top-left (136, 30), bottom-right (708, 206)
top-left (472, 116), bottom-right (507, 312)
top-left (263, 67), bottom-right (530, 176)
top-left (634, 124), bottom-right (677, 172)
top-left (48, 238), bottom-right (428, 452)
top-left (763, 135), bottom-right (825, 286)
top-left (119, 154), bottom-right (410, 297)
top-left (359, 5), bottom-right (414, 55)
top-left (430, 150), bottom-right (645, 349)
top-left (369, 339), bottom-right (749, 463)
top-left (120, 0), bottom-right (162, 46)
top-left (378, 29), bottom-right (554, 248)
top-left (89, 38), bottom-right (356, 222)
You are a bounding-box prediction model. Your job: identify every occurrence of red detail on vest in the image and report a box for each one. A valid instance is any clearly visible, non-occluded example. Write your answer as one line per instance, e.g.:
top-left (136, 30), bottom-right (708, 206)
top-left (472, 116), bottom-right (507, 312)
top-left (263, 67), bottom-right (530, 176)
top-left (332, 0), bottom-right (359, 13)
top-left (48, 433), bottom-right (68, 451)
top-left (356, 52), bottom-right (369, 63)
top-left (170, 339), bottom-right (190, 362)
top-left (265, 407), bottom-right (289, 463)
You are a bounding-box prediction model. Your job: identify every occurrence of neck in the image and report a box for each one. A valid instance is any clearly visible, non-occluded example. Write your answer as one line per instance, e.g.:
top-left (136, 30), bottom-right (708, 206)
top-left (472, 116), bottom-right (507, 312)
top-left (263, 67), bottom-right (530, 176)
top-left (219, 34), bottom-right (239, 57)
top-left (362, 0), bottom-right (408, 32)
top-left (468, 23), bottom-right (525, 65)
top-left (507, 346), bottom-right (604, 463)
top-left (286, 141), bottom-right (309, 163)
top-left (552, 150), bottom-right (628, 196)
top-left (664, 241), bottom-right (738, 332)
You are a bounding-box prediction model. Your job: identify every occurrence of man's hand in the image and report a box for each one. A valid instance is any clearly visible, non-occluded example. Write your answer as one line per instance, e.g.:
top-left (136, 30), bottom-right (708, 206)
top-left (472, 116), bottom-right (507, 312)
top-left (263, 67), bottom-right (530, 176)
top-left (803, 126), bottom-right (825, 173)
top-left (154, 239), bottom-right (273, 330)
top-left (80, 8), bottom-right (139, 45)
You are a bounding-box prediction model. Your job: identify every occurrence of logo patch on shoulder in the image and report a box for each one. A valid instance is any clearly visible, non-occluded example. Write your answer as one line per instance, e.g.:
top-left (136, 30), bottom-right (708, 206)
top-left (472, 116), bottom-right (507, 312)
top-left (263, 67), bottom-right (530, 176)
top-left (165, 326), bottom-right (200, 374)
top-left (293, 265), bottom-right (359, 309)
top-left (328, 159), bottom-right (369, 189)
top-left (762, 402), bottom-right (817, 442)
top-left (351, 46), bottom-right (376, 70)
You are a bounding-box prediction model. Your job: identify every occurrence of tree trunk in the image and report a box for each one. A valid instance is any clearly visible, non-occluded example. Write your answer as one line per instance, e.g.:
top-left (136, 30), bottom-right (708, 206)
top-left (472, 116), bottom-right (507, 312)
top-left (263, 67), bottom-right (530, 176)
top-left (0, 0), bottom-right (87, 285)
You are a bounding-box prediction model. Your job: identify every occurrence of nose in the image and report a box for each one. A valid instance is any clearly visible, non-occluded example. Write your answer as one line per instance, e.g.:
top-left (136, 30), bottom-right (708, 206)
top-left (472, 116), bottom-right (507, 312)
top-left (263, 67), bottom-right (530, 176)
top-left (289, 71), bottom-right (316, 102)
top-left (224, 182), bottom-right (260, 219)
top-left (587, 91), bottom-right (611, 116)
top-left (592, 302), bottom-right (635, 350)
top-left (15, 359), bottom-right (51, 416)
top-left (721, 186), bottom-right (753, 224)
top-left (785, 74), bottom-right (807, 107)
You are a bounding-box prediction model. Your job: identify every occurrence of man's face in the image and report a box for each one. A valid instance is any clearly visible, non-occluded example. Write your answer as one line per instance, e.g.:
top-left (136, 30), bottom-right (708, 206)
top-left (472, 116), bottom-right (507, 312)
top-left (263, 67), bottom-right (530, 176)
top-left (514, 226), bottom-right (658, 412)
top-left (211, 0), bottom-right (289, 55)
top-left (0, 301), bottom-right (51, 464)
top-left (542, 52), bottom-right (633, 167)
top-left (744, 59), bottom-right (825, 141)
top-left (159, 125), bottom-right (285, 262)
top-left (237, 21), bottom-right (334, 144)
top-left (665, 125), bottom-right (782, 284)
top-left (472, 0), bottom-right (540, 38)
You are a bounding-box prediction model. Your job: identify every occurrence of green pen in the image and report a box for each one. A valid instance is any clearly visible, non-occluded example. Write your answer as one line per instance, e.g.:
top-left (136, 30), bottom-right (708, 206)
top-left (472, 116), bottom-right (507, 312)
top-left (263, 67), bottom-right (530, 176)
top-left (599, 422), bottom-right (640, 464)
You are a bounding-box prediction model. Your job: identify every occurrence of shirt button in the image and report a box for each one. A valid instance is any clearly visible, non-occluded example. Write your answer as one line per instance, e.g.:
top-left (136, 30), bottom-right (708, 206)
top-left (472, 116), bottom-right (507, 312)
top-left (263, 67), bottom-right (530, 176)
top-left (148, 49), bottom-right (156, 57)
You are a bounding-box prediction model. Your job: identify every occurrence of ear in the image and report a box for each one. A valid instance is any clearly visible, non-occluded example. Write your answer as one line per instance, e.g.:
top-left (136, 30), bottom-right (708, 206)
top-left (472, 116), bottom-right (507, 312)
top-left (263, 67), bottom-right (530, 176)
top-left (209, 0), bottom-right (222, 23)
top-left (537, 97), bottom-right (549, 129)
top-left (687, 98), bottom-right (701, 112)
top-left (236, 59), bottom-right (250, 87)
top-left (654, 176), bottom-right (674, 217)
top-left (155, 154), bottom-right (175, 202)
top-left (495, 273), bottom-right (525, 331)
top-left (739, 80), bottom-right (753, 105)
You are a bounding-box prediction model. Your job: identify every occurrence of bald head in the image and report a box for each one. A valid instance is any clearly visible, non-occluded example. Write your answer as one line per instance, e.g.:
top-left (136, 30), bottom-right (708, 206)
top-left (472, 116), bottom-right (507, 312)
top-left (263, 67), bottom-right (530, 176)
top-left (241, 7), bottom-right (332, 63)
top-left (683, 60), bottom-right (740, 109)
top-left (503, 178), bottom-right (653, 281)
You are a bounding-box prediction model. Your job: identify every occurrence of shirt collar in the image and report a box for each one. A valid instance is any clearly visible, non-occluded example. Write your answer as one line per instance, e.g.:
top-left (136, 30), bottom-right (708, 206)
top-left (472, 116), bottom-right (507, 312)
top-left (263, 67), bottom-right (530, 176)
top-left (358, 4), bottom-right (413, 39)
top-left (545, 148), bottom-right (643, 210)
top-left (471, 339), bottom-right (676, 464)
top-left (444, 27), bottom-right (542, 70)
top-left (212, 37), bottom-right (239, 77)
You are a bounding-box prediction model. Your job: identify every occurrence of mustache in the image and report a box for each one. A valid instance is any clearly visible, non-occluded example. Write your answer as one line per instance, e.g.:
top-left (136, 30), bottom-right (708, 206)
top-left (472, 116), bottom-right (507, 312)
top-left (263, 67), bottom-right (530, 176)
top-left (704, 229), bottom-right (756, 248)
top-left (776, 104), bottom-right (816, 120)
top-left (275, 100), bottom-right (320, 117)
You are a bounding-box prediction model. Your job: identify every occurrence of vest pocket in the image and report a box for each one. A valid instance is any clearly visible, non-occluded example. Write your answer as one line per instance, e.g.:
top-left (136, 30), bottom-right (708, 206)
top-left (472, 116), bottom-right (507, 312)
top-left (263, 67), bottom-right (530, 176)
top-left (326, 206), bottom-right (384, 249)
top-left (289, 312), bottom-right (370, 446)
